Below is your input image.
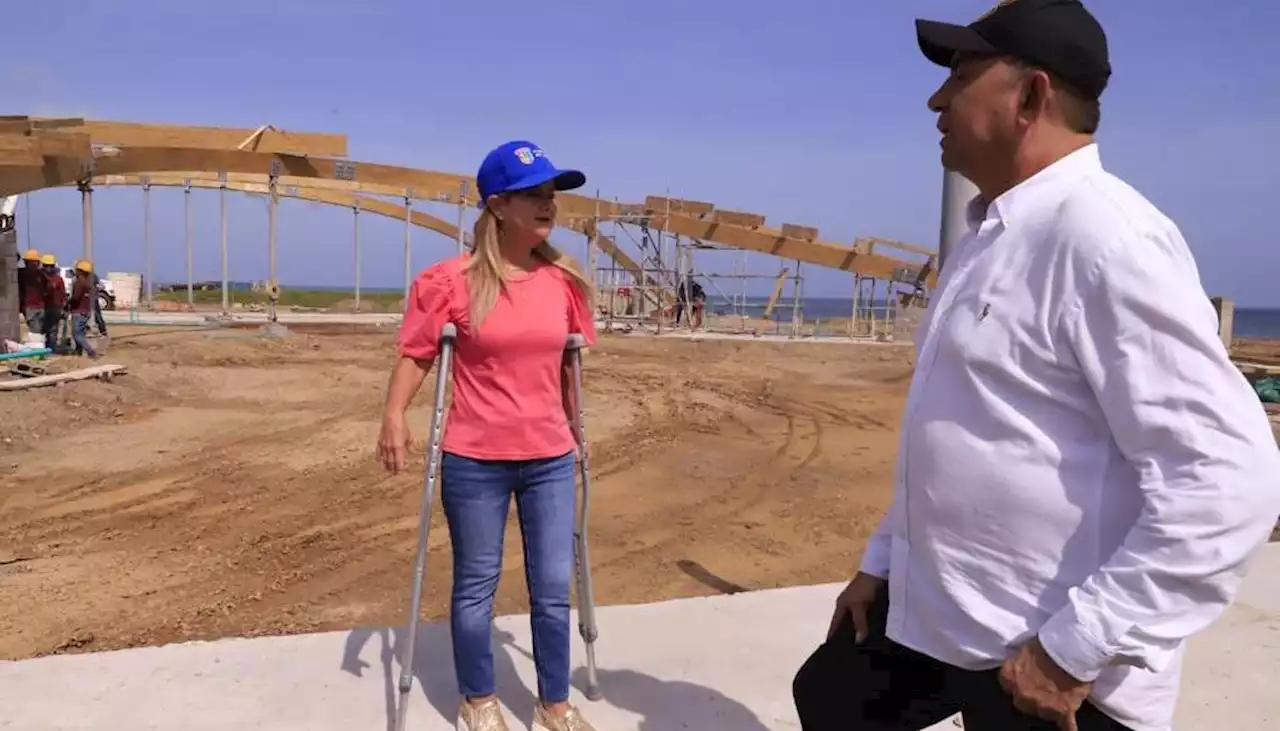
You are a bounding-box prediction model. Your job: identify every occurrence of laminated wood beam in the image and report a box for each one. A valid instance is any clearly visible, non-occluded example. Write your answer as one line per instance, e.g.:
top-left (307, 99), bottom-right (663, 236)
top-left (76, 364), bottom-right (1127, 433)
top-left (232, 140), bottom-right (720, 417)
top-left (712, 209), bottom-right (767, 228)
top-left (89, 173), bottom-right (460, 241)
top-left (6, 145), bottom-right (935, 286)
top-left (53, 120), bottom-right (347, 156)
top-left (643, 195), bottom-right (714, 216)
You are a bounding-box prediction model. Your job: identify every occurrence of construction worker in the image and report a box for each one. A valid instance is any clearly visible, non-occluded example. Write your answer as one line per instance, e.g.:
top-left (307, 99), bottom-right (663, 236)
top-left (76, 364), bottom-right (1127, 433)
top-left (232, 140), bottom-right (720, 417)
top-left (40, 254), bottom-right (66, 352)
top-left (68, 260), bottom-right (100, 358)
top-left (377, 140), bottom-right (597, 731)
top-left (86, 262), bottom-right (108, 338)
top-left (674, 274), bottom-right (706, 329)
top-left (17, 249), bottom-right (46, 337)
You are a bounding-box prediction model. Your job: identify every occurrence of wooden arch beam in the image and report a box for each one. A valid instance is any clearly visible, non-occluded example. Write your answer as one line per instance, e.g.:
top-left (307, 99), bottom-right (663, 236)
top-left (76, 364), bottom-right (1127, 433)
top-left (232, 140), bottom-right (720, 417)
top-left (88, 173), bottom-right (462, 241)
top-left (83, 173), bottom-right (660, 293)
top-left (4, 146), bottom-right (935, 286)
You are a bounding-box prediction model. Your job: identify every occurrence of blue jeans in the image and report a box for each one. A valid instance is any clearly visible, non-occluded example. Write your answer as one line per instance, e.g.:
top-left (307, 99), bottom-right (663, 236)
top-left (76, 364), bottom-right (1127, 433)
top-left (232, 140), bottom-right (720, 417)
top-left (92, 295), bottom-right (107, 336)
top-left (71, 314), bottom-right (97, 357)
top-left (441, 450), bottom-right (577, 703)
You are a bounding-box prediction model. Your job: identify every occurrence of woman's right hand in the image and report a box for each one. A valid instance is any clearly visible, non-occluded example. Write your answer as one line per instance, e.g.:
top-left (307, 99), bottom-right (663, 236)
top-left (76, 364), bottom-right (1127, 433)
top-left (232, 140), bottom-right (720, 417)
top-left (376, 412), bottom-right (412, 474)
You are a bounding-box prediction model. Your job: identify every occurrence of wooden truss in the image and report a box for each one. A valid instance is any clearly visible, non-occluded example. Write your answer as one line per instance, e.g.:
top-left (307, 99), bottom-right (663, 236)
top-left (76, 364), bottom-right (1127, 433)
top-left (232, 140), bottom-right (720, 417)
top-left (0, 115), bottom-right (936, 288)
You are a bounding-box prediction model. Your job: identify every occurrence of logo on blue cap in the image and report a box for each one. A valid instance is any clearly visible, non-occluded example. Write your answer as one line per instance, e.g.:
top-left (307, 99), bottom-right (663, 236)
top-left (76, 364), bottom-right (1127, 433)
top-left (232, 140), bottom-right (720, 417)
top-left (476, 140), bottom-right (586, 207)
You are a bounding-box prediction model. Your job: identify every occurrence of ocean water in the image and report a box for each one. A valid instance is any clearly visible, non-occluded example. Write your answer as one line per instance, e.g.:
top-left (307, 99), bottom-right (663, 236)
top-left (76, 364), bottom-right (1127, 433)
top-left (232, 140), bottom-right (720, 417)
top-left (731, 296), bottom-right (1280, 340)
top-left (265, 282), bottom-right (1280, 340)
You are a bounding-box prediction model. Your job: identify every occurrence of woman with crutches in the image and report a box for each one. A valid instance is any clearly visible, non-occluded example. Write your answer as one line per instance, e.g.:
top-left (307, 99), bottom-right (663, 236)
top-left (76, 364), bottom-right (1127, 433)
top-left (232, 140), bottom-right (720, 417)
top-left (377, 140), bottom-right (599, 731)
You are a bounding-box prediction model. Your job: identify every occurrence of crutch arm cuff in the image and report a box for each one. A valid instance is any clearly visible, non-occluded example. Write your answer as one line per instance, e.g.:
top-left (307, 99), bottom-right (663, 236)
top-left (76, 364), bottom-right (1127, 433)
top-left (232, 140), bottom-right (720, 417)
top-left (566, 333), bottom-right (587, 350)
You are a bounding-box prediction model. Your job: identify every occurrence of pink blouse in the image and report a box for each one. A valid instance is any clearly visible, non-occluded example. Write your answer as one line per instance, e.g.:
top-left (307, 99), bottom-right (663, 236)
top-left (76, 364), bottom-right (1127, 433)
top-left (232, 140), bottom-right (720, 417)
top-left (397, 254), bottom-right (598, 461)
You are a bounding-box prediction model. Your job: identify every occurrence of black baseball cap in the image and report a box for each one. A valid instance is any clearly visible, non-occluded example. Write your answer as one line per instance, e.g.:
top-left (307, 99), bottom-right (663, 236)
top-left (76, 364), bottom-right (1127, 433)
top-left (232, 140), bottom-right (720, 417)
top-left (915, 0), bottom-right (1111, 99)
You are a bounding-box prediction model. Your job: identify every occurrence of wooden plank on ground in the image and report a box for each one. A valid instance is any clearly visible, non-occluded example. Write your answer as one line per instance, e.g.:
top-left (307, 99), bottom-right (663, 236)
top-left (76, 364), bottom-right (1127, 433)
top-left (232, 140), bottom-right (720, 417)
top-left (0, 363), bottom-right (127, 391)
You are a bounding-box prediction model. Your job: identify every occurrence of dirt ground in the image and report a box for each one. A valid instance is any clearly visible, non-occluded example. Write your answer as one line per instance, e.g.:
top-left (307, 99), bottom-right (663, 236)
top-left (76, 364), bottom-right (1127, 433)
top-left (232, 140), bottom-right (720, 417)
top-left (0, 327), bottom-right (914, 660)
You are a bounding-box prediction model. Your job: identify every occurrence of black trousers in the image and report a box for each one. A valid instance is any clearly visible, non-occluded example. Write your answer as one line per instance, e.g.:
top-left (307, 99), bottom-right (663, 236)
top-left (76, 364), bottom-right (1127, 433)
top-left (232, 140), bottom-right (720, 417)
top-left (792, 588), bottom-right (1131, 730)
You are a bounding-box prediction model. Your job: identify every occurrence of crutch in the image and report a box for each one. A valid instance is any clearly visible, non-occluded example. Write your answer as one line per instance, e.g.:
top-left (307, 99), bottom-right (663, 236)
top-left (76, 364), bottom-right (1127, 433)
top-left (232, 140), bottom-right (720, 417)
top-left (565, 333), bottom-right (603, 701)
top-left (394, 322), bottom-right (457, 731)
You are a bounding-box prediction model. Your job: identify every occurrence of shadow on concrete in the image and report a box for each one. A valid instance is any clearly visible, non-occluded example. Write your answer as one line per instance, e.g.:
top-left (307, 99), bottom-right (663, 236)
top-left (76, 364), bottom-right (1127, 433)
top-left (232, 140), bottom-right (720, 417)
top-left (495, 628), bottom-right (773, 731)
top-left (675, 559), bottom-right (750, 595)
top-left (340, 623), bottom-right (537, 731)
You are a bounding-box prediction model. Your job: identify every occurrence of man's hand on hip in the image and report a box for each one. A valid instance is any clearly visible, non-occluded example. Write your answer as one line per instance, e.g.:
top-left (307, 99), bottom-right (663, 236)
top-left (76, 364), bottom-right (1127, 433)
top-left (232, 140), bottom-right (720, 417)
top-left (999, 637), bottom-right (1093, 731)
top-left (827, 572), bottom-right (885, 643)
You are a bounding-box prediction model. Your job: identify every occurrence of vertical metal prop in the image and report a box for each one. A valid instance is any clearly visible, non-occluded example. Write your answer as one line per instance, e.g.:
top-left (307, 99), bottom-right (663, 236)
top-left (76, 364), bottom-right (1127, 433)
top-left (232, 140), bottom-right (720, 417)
top-left (939, 171), bottom-right (979, 272)
top-left (219, 174), bottom-right (229, 315)
top-left (268, 165), bottom-right (279, 324)
top-left (395, 323), bottom-right (458, 731)
top-left (791, 260), bottom-right (804, 336)
top-left (143, 182), bottom-right (153, 306)
top-left (567, 332), bottom-right (602, 701)
top-left (184, 181), bottom-right (194, 306)
top-left (220, 177), bottom-right (230, 317)
top-left (588, 192), bottom-right (600, 286)
top-left (80, 181), bottom-right (94, 261)
top-left (455, 181), bottom-right (467, 254)
top-left (403, 195), bottom-right (413, 301)
top-left (353, 204), bottom-right (362, 312)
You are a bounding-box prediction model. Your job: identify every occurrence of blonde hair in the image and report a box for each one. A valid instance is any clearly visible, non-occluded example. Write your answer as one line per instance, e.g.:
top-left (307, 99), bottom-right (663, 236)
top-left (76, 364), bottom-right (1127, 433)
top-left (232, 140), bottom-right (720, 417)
top-left (464, 206), bottom-right (595, 329)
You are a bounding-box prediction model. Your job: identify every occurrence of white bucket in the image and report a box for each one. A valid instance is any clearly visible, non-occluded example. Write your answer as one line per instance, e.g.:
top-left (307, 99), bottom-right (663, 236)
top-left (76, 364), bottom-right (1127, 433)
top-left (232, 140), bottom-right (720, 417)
top-left (108, 271), bottom-right (143, 308)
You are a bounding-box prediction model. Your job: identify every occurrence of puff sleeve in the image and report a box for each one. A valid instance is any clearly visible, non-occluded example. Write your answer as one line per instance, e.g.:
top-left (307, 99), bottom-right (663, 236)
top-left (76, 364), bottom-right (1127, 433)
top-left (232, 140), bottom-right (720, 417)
top-left (566, 278), bottom-right (598, 347)
top-left (397, 264), bottom-right (456, 361)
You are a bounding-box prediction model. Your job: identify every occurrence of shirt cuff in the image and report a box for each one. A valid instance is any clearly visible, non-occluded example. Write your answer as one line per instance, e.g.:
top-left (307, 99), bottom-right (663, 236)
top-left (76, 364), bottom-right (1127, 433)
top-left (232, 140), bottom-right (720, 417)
top-left (858, 534), bottom-right (892, 579)
top-left (1037, 596), bottom-right (1114, 683)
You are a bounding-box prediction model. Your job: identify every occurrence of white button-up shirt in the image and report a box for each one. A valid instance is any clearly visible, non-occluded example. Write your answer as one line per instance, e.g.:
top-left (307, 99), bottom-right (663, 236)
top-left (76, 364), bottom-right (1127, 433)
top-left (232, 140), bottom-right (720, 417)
top-left (860, 144), bottom-right (1280, 731)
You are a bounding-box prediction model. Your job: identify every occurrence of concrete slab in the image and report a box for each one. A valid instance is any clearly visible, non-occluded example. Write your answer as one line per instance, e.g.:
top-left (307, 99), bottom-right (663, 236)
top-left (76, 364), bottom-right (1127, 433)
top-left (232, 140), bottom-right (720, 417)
top-left (2, 545), bottom-right (1276, 731)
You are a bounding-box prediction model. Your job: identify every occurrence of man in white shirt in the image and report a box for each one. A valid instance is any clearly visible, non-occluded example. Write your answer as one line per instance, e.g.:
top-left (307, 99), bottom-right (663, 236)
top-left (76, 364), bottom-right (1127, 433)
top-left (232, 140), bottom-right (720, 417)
top-left (791, 1), bottom-right (1280, 730)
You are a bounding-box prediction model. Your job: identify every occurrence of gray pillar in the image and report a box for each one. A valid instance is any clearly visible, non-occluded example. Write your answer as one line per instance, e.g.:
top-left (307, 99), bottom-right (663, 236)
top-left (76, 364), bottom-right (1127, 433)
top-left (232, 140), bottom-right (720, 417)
top-left (79, 182), bottom-right (94, 261)
top-left (0, 200), bottom-right (18, 344)
top-left (938, 170), bottom-right (979, 271)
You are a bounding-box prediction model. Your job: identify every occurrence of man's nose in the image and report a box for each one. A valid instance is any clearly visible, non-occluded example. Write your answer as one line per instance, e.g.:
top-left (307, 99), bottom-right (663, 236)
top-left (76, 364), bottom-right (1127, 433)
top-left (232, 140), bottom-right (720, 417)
top-left (927, 84), bottom-right (948, 113)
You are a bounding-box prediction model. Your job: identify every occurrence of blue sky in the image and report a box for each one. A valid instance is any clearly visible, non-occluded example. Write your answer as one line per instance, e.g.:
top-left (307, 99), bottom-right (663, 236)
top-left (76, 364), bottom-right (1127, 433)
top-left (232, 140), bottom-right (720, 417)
top-left (8, 0), bottom-right (1278, 306)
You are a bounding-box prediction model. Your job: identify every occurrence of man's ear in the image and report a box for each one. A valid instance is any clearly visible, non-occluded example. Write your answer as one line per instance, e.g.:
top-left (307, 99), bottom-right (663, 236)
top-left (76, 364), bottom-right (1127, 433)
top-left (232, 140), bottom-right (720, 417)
top-left (1020, 69), bottom-right (1050, 119)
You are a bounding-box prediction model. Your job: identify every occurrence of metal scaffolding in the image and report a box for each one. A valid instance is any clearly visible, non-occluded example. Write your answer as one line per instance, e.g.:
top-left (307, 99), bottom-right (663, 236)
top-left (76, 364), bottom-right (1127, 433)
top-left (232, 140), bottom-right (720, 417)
top-left (582, 199), bottom-right (938, 341)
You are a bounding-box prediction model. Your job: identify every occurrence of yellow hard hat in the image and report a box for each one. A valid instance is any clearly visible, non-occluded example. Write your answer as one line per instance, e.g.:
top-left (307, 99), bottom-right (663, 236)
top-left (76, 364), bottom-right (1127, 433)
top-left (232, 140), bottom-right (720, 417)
top-left (40, 254), bottom-right (56, 266)
top-left (75, 259), bottom-right (93, 273)
top-left (22, 248), bottom-right (40, 261)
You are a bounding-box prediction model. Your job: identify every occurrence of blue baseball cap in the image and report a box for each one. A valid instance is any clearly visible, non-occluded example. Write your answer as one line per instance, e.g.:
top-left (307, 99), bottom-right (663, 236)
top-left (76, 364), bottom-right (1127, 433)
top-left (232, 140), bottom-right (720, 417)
top-left (475, 140), bottom-right (586, 208)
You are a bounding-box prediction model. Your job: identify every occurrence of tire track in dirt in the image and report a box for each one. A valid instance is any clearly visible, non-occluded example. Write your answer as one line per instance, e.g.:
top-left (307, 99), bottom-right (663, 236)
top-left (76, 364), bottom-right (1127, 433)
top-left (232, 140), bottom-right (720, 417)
top-left (1, 332), bottom-right (911, 659)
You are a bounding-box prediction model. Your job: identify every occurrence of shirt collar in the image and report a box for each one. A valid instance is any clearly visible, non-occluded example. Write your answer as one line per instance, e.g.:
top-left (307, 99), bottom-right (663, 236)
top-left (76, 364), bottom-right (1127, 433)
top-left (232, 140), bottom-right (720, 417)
top-left (965, 143), bottom-right (1103, 230)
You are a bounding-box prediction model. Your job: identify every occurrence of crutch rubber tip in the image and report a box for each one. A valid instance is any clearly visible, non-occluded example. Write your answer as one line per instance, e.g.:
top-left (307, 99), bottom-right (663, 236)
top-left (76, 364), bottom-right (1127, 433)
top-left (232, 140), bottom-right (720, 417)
top-left (584, 686), bottom-right (603, 702)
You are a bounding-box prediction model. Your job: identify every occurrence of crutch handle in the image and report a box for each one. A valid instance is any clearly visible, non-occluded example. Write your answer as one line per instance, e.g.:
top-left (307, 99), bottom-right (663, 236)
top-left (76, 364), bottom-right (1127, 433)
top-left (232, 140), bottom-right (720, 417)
top-left (565, 333), bottom-right (587, 350)
top-left (441, 322), bottom-right (458, 340)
